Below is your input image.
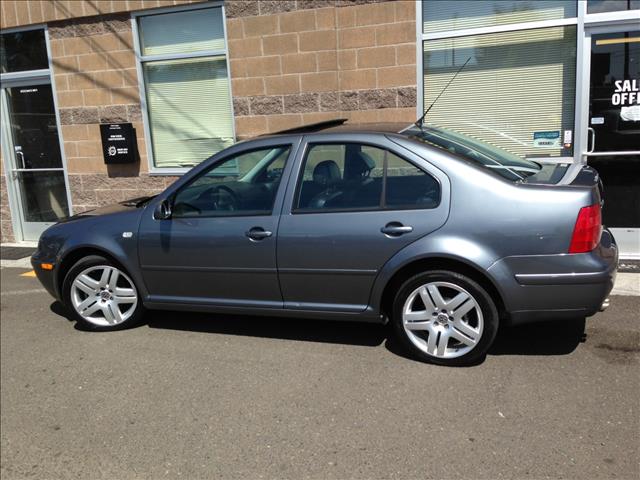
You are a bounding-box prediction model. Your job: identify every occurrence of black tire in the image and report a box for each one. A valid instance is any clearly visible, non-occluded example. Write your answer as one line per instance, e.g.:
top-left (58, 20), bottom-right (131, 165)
top-left (391, 270), bottom-right (499, 366)
top-left (62, 255), bottom-right (145, 331)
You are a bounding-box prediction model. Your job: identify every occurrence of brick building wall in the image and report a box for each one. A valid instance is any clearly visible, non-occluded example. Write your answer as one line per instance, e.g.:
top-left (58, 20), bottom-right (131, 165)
top-left (0, 0), bottom-right (418, 243)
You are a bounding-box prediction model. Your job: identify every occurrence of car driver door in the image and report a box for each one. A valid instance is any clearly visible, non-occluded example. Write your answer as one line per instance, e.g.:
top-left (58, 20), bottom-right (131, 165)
top-left (137, 139), bottom-right (299, 308)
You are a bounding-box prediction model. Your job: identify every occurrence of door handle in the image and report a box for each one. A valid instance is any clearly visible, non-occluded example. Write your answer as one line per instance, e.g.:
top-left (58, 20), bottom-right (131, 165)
top-left (14, 146), bottom-right (26, 169)
top-left (587, 127), bottom-right (595, 153)
top-left (381, 223), bottom-right (413, 236)
top-left (245, 227), bottom-right (273, 240)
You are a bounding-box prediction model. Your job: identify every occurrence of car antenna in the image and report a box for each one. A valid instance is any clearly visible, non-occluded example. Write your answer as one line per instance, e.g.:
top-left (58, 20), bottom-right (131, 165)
top-left (415, 57), bottom-right (471, 129)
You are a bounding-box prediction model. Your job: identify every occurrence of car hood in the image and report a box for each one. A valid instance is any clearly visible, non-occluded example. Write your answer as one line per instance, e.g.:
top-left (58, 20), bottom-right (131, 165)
top-left (57, 196), bottom-right (155, 223)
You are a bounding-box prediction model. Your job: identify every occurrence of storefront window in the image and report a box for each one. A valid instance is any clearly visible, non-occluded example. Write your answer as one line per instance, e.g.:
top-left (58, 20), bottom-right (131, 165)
top-left (422, 1), bottom-right (576, 36)
top-left (422, 27), bottom-right (577, 159)
top-left (0, 29), bottom-right (49, 73)
top-left (137, 6), bottom-right (234, 170)
top-left (587, 0), bottom-right (640, 13)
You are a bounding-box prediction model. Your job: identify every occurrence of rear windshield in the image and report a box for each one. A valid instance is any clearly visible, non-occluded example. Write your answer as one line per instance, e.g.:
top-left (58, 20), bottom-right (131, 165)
top-left (402, 124), bottom-right (541, 181)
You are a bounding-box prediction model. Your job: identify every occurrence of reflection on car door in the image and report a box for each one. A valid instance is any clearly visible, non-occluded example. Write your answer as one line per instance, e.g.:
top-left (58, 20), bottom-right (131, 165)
top-left (277, 135), bottom-right (450, 313)
top-left (137, 139), bottom-right (299, 308)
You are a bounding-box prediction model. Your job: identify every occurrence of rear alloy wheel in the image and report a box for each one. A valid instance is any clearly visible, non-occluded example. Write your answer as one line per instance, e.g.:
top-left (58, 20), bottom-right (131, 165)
top-left (63, 255), bottom-right (144, 330)
top-left (392, 271), bottom-right (498, 366)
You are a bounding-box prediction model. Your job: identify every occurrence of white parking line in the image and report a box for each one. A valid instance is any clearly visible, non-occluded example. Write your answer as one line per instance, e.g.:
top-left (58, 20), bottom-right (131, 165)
top-left (611, 273), bottom-right (640, 296)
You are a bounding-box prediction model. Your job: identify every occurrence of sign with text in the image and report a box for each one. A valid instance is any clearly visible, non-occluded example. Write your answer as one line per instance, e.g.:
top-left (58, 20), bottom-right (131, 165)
top-left (100, 123), bottom-right (137, 164)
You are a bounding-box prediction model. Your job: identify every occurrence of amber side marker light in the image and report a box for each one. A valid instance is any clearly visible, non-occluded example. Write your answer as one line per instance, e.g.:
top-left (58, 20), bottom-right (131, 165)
top-left (40, 263), bottom-right (55, 271)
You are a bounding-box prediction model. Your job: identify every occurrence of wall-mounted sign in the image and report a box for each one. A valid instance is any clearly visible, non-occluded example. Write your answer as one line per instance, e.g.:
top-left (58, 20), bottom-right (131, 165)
top-left (100, 123), bottom-right (137, 164)
top-left (611, 78), bottom-right (639, 106)
top-left (533, 130), bottom-right (560, 148)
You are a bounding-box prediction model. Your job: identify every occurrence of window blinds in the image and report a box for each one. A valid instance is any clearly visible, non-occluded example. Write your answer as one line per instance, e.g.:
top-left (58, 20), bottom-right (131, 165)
top-left (423, 26), bottom-right (577, 159)
top-left (423, 1), bottom-right (576, 36)
top-left (144, 56), bottom-right (234, 168)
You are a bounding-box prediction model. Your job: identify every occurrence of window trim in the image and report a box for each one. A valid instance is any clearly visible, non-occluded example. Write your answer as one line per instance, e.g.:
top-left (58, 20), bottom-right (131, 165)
top-left (291, 141), bottom-right (442, 215)
top-left (131, 1), bottom-right (235, 176)
top-left (170, 144), bottom-right (294, 220)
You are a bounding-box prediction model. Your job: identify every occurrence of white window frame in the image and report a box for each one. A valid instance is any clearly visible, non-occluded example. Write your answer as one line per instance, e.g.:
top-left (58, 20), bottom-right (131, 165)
top-left (415, 0), bottom-right (580, 165)
top-left (131, 1), bottom-right (235, 175)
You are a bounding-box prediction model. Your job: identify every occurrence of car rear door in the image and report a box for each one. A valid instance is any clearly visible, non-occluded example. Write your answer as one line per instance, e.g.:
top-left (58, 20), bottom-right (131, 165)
top-left (137, 137), bottom-right (300, 308)
top-left (277, 133), bottom-right (450, 313)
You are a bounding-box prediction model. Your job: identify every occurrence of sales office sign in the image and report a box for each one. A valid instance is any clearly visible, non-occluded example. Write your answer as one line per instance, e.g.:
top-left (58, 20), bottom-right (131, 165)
top-left (99, 123), bottom-right (137, 164)
top-left (611, 79), bottom-right (639, 106)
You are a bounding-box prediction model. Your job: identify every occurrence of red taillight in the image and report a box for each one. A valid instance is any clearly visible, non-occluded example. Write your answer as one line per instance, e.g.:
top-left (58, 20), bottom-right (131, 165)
top-left (569, 204), bottom-right (602, 253)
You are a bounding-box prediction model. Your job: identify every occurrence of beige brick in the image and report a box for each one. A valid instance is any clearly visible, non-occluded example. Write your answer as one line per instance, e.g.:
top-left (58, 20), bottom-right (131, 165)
top-left (64, 142), bottom-right (78, 158)
top-left (378, 107), bottom-right (415, 123)
top-left (228, 37), bottom-right (262, 59)
top-left (300, 72), bottom-right (338, 93)
top-left (346, 109), bottom-right (380, 123)
top-left (49, 39), bottom-right (65, 58)
top-left (281, 53), bottom-right (316, 74)
top-left (106, 51), bottom-right (136, 69)
top-left (226, 18), bottom-right (243, 40)
top-left (67, 157), bottom-right (106, 174)
top-left (54, 74), bottom-right (70, 91)
top-left (339, 69), bottom-right (377, 90)
top-left (235, 116), bottom-right (268, 137)
top-left (396, 0), bottom-right (416, 22)
top-left (62, 125), bottom-right (90, 141)
top-left (376, 65), bottom-right (416, 88)
top-left (83, 88), bottom-right (111, 107)
top-left (57, 90), bottom-right (84, 108)
top-left (16, 1), bottom-right (29, 24)
top-left (338, 26), bottom-right (376, 49)
top-left (267, 114), bottom-right (303, 133)
top-left (299, 30), bottom-right (336, 52)
top-left (357, 46), bottom-right (396, 68)
top-left (91, 32), bottom-right (133, 53)
top-left (316, 8), bottom-right (335, 30)
top-left (77, 141), bottom-right (102, 157)
top-left (396, 44), bottom-right (416, 66)
top-left (29, 2), bottom-right (44, 23)
top-left (63, 37), bottom-right (92, 56)
top-left (338, 50), bottom-right (357, 70)
top-left (317, 51), bottom-right (337, 71)
top-left (232, 77), bottom-right (265, 96)
top-left (376, 22), bottom-right (415, 46)
top-left (263, 33), bottom-right (298, 55)
top-left (121, 69), bottom-right (139, 87)
top-left (243, 15), bottom-right (278, 37)
top-left (110, 87), bottom-right (139, 105)
top-left (54, 55), bottom-right (79, 73)
top-left (355, 2), bottom-right (396, 26)
top-left (69, 73), bottom-right (96, 90)
top-left (302, 112), bottom-right (341, 124)
top-left (78, 53), bottom-right (108, 72)
top-left (265, 75), bottom-right (300, 95)
top-left (280, 10), bottom-right (316, 33)
top-left (336, 6), bottom-right (355, 28)
top-left (244, 56), bottom-right (282, 77)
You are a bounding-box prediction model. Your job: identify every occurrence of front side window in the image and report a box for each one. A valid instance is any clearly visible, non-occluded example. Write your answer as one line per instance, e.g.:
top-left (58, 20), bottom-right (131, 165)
top-left (137, 6), bottom-right (234, 170)
top-left (296, 144), bottom-right (440, 212)
top-left (172, 146), bottom-right (291, 218)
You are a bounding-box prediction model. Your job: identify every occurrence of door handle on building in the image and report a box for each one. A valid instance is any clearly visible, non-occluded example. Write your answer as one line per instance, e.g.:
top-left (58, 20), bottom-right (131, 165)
top-left (14, 146), bottom-right (26, 169)
top-left (587, 127), bottom-right (595, 153)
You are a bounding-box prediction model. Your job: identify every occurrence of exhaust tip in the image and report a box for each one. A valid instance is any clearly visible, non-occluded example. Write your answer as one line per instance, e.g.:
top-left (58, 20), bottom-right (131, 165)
top-left (600, 297), bottom-right (610, 312)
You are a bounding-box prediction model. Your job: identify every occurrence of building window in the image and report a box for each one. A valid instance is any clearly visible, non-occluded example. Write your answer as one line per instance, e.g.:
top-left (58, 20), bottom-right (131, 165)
top-left (420, 2), bottom-right (578, 160)
top-left (587, 0), bottom-right (640, 13)
top-left (135, 5), bottom-right (234, 171)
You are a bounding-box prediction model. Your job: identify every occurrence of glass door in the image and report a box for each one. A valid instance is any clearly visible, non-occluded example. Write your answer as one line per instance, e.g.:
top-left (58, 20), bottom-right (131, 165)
top-left (0, 81), bottom-right (70, 241)
top-left (584, 27), bottom-right (640, 258)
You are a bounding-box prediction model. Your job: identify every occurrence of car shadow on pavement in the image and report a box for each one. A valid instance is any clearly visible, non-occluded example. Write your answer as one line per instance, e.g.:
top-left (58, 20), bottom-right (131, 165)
top-left (49, 302), bottom-right (586, 360)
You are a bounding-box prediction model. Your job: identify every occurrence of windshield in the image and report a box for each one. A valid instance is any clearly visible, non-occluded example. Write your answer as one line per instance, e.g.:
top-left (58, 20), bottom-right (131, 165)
top-left (402, 124), bottom-right (541, 181)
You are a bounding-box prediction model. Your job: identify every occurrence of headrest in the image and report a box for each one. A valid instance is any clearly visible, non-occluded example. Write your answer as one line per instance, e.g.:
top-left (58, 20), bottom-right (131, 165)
top-left (312, 160), bottom-right (341, 186)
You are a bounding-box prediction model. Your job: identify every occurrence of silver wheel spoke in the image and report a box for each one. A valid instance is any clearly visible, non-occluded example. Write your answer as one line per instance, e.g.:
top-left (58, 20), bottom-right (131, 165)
top-left (114, 287), bottom-right (135, 297)
top-left (108, 268), bottom-right (119, 288)
top-left (450, 327), bottom-right (477, 347)
top-left (447, 292), bottom-right (469, 311)
top-left (78, 274), bottom-right (100, 291)
top-left (74, 279), bottom-right (96, 296)
top-left (114, 294), bottom-right (136, 305)
top-left (405, 320), bottom-right (431, 331)
top-left (82, 302), bottom-right (102, 317)
top-left (425, 329), bottom-right (438, 355)
top-left (453, 300), bottom-right (475, 321)
top-left (103, 304), bottom-right (116, 324)
top-left (77, 296), bottom-right (98, 312)
top-left (404, 310), bottom-right (429, 322)
top-left (436, 331), bottom-right (449, 357)
top-left (452, 318), bottom-right (480, 341)
top-left (99, 268), bottom-right (111, 288)
top-left (426, 284), bottom-right (446, 310)
top-left (418, 287), bottom-right (437, 311)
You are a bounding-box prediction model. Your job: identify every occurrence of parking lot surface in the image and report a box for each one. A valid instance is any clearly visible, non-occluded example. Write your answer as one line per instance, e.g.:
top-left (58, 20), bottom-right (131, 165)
top-left (1, 267), bottom-right (638, 479)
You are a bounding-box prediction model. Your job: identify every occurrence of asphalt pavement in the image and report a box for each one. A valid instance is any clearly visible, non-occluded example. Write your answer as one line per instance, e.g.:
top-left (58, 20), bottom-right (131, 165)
top-left (1, 267), bottom-right (638, 480)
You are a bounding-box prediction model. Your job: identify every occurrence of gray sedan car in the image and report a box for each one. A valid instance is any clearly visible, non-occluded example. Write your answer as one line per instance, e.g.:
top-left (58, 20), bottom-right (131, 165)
top-left (32, 120), bottom-right (618, 366)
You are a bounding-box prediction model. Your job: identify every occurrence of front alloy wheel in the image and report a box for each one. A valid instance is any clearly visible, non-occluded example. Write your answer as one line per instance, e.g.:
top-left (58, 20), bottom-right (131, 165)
top-left (63, 255), bottom-right (144, 330)
top-left (392, 270), bottom-right (498, 366)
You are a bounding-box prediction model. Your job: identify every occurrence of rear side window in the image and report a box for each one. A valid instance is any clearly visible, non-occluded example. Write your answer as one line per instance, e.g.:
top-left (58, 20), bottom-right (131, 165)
top-left (296, 143), bottom-right (440, 212)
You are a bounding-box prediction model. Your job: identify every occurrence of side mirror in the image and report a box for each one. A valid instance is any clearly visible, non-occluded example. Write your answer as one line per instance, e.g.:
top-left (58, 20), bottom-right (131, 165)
top-left (154, 199), bottom-right (172, 220)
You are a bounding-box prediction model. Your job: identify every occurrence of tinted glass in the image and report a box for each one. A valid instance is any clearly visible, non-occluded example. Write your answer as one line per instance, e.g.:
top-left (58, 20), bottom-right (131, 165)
top-left (172, 146), bottom-right (290, 217)
top-left (587, 0), bottom-right (640, 13)
top-left (296, 144), bottom-right (440, 211)
top-left (0, 30), bottom-right (49, 73)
